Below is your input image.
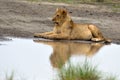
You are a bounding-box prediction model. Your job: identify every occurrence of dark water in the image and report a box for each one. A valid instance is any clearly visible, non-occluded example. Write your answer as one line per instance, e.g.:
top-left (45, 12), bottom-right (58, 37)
top-left (0, 38), bottom-right (120, 80)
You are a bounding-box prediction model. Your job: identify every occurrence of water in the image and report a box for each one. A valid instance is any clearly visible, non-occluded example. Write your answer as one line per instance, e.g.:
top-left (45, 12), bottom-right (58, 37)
top-left (0, 38), bottom-right (120, 80)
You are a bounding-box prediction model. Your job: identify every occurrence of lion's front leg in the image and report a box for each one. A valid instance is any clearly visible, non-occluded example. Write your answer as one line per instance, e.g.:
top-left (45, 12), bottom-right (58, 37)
top-left (42, 31), bottom-right (54, 35)
top-left (34, 31), bottom-right (54, 38)
top-left (43, 33), bottom-right (69, 40)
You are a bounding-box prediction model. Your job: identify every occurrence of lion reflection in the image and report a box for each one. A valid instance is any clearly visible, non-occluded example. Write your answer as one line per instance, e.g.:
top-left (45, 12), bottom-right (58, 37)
top-left (34, 40), bottom-right (104, 68)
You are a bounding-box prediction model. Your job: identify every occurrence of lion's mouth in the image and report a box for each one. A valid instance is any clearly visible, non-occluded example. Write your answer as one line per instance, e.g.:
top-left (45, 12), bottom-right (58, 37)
top-left (53, 21), bottom-right (59, 25)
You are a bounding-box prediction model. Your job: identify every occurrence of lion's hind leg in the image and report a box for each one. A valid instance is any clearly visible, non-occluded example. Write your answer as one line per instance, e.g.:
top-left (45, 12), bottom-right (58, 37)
top-left (88, 25), bottom-right (105, 42)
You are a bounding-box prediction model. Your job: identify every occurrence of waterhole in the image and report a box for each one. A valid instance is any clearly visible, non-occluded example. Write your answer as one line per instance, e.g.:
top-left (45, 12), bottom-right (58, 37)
top-left (0, 38), bottom-right (120, 80)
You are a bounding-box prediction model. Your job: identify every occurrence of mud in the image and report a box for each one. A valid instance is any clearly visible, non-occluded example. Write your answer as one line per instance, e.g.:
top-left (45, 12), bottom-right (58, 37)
top-left (0, 0), bottom-right (120, 43)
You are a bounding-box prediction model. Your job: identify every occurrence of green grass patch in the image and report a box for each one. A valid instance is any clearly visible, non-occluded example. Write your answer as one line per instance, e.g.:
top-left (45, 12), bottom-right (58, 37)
top-left (57, 60), bottom-right (117, 80)
top-left (26, 0), bottom-right (39, 2)
top-left (110, 4), bottom-right (120, 12)
top-left (5, 72), bottom-right (14, 80)
top-left (26, 0), bottom-right (120, 4)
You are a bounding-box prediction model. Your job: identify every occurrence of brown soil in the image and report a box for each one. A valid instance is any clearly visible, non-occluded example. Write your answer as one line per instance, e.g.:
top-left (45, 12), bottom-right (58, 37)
top-left (0, 0), bottom-right (120, 43)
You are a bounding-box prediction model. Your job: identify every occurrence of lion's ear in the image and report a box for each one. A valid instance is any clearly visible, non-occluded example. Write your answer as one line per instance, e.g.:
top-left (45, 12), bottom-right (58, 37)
top-left (62, 9), bottom-right (67, 16)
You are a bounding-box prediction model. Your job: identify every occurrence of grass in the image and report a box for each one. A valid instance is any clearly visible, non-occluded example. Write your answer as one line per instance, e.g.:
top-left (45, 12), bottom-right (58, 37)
top-left (26, 0), bottom-right (39, 2)
top-left (26, 0), bottom-right (120, 4)
top-left (26, 0), bottom-right (120, 12)
top-left (5, 72), bottom-right (14, 80)
top-left (111, 4), bottom-right (120, 12)
top-left (57, 60), bottom-right (117, 80)
top-left (104, 75), bottom-right (118, 80)
top-left (2, 61), bottom-right (118, 80)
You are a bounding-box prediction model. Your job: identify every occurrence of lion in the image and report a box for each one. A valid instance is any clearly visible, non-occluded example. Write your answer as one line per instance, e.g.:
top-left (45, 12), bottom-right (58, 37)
top-left (34, 8), bottom-right (111, 43)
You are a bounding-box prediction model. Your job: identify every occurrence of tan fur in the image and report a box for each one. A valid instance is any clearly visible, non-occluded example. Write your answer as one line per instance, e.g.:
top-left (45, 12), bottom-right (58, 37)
top-left (34, 8), bottom-right (111, 43)
top-left (34, 40), bottom-right (104, 68)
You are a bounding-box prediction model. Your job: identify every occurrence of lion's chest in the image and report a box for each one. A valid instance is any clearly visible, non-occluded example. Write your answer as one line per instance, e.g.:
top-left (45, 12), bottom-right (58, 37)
top-left (61, 22), bottom-right (72, 33)
top-left (54, 26), bottom-right (61, 34)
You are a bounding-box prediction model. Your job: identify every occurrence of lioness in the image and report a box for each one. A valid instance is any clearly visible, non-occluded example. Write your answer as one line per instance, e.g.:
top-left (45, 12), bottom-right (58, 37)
top-left (34, 8), bottom-right (111, 43)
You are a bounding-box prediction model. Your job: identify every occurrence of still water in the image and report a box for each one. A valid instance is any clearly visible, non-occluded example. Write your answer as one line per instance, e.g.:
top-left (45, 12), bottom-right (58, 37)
top-left (0, 38), bottom-right (120, 80)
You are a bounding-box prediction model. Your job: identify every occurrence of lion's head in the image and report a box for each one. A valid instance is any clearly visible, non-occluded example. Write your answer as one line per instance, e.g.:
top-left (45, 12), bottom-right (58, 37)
top-left (52, 8), bottom-right (69, 26)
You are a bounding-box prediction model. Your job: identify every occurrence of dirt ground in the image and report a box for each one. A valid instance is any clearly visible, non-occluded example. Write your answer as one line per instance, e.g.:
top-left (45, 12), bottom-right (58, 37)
top-left (0, 0), bottom-right (120, 43)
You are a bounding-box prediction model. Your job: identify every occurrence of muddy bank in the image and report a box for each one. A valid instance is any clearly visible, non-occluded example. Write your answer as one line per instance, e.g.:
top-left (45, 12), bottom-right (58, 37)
top-left (0, 0), bottom-right (120, 43)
